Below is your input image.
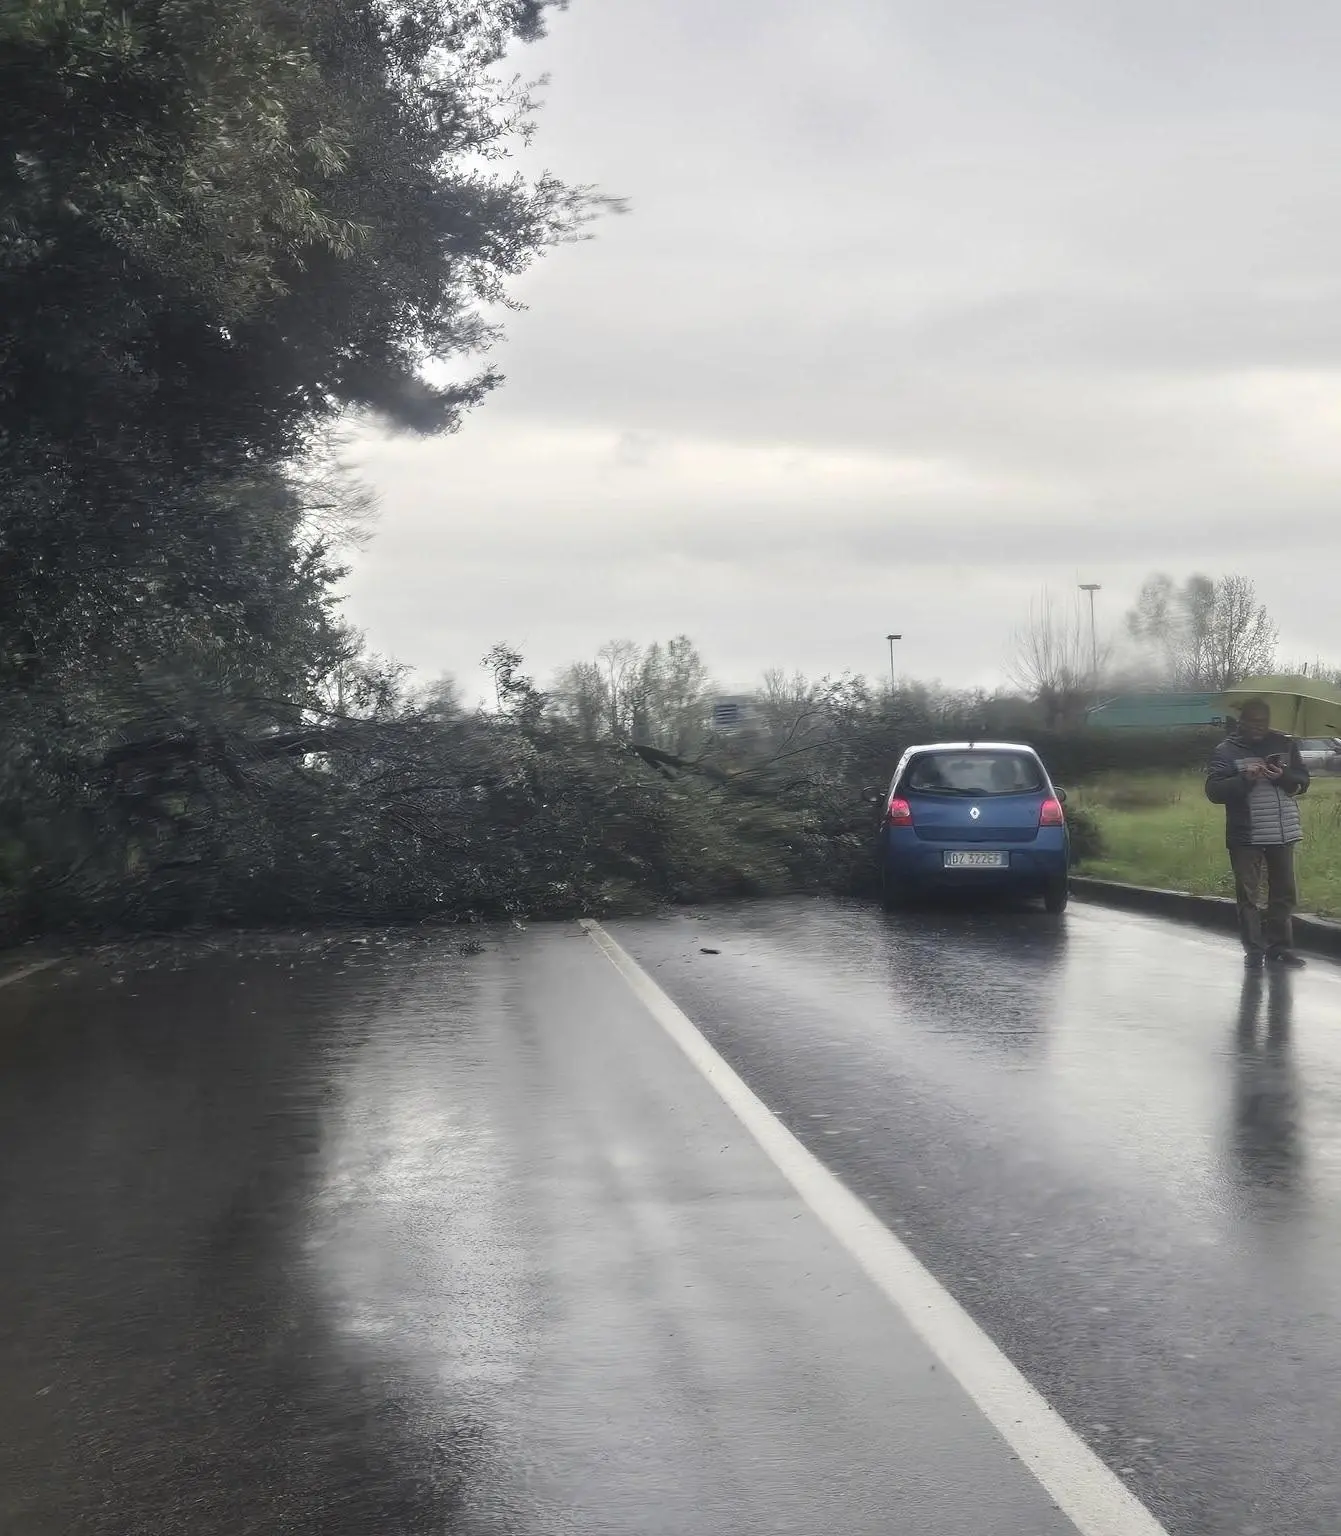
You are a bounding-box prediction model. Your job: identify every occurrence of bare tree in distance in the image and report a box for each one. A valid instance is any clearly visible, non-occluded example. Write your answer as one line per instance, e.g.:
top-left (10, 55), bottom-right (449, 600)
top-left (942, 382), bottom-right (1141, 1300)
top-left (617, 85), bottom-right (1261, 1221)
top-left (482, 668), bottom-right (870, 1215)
top-left (597, 639), bottom-right (643, 738)
top-left (550, 637), bottom-right (714, 754)
top-left (1126, 573), bottom-right (1276, 689)
top-left (551, 659), bottom-right (607, 740)
top-left (1206, 575), bottom-right (1277, 690)
top-left (634, 637), bottom-right (714, 755)
top-left (748, 668), bottom-right (835, 768)
top-left (1008, 590), bottom-right (1108, 728)
top-left (758, 668), bottom-right (818, 714)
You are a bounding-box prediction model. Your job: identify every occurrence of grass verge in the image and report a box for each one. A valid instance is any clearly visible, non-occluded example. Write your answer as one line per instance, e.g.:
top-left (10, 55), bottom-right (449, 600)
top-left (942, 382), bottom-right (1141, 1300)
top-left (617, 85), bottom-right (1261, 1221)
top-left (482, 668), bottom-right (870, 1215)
top-left (1073, 771), bottom-right (1341, 920)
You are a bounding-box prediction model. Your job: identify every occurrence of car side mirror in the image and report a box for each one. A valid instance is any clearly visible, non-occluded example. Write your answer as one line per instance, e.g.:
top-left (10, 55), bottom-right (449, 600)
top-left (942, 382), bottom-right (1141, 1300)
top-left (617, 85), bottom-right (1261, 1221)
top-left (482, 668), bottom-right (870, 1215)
top-left (862, 786), bottom-right (882, 805)
top-left (1054, 786), bottom-right (1068, 804)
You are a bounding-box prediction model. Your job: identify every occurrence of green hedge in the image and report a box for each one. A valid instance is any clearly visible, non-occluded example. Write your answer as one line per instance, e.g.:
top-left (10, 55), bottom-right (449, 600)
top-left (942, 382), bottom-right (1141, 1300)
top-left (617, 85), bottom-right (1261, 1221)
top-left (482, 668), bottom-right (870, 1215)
top-left (1016, 727), bottom-right (1221, 785)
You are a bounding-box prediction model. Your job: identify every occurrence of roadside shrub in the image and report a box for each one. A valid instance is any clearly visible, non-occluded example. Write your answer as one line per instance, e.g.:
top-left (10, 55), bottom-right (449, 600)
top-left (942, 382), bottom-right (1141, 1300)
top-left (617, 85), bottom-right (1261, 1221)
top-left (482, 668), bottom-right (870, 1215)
top-left (1065, 804), bottom-right (1104, 863)
top-left (1021, 728), bottom-right (1219, 784)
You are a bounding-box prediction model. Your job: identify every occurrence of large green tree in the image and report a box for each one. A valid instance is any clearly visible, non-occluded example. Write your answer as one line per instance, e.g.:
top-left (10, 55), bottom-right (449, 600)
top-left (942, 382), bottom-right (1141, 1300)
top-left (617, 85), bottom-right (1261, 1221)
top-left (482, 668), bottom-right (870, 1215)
top-left (1, 0), bottom-right (612, 934)
top-left (1, 0), bottom-right (599, 686)
top-left (1, 0), bottom-right (588, 460)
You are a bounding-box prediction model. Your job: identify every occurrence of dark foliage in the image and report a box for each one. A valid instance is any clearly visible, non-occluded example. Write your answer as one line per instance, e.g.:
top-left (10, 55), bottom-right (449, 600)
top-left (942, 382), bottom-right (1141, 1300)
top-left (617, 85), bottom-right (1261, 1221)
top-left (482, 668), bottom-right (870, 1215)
top-left (1, 0), bottom-right (600, 698)
top-left (7, 633), bottom-right (1197, 944)
top-left (0, 0), bottom-right (620, 943)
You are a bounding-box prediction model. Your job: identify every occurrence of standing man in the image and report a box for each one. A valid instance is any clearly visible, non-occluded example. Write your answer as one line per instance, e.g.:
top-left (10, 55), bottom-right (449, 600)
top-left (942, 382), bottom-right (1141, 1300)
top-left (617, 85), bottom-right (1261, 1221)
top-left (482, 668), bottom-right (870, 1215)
top-left (1206, 698), bottom-right (1310, 969)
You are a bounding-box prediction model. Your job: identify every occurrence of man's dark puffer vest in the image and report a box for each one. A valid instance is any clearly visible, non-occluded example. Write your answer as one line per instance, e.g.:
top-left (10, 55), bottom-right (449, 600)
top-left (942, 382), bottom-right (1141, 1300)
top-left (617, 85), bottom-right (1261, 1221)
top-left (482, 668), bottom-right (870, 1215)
top-left (1205, 729), bottom-right (1309, 848)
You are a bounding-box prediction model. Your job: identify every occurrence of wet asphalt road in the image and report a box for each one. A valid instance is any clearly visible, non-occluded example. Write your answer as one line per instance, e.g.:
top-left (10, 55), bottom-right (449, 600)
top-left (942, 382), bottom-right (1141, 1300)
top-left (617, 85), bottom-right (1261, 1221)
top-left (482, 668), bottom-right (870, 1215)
top-left (2, 899), bottom-right (1341, 1533)
top-left (612, 900), bottom-right (1341, 1536)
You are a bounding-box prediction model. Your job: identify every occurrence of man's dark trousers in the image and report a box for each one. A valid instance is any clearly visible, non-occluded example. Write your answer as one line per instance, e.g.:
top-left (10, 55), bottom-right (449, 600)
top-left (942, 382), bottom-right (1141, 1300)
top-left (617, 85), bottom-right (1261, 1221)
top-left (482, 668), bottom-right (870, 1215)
top-left (1229, 843), bottom-right (1298, 954)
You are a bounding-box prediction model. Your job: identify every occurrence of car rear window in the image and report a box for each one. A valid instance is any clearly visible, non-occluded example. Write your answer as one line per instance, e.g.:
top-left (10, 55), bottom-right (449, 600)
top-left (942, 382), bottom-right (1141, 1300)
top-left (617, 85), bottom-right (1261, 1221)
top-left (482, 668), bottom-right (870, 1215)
top-left (903, 751), bottom-right (1045, 795)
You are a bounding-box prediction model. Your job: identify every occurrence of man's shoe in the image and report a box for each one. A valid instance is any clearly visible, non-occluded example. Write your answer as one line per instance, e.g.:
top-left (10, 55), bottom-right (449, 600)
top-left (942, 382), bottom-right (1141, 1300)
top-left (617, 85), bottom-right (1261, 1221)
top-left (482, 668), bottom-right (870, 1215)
top-left (1245, 950), bottom-right (1265, 969)
top-left (1267, 947), bottom-right (1306, 969)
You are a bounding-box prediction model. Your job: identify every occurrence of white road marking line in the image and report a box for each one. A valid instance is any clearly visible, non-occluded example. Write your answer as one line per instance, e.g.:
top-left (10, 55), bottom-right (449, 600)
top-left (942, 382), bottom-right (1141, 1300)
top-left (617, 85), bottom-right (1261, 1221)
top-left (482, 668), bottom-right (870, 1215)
top-left (0, 958), bottom-right (59, 990)
top-left (581, 918), bottom-right (1172, 1536)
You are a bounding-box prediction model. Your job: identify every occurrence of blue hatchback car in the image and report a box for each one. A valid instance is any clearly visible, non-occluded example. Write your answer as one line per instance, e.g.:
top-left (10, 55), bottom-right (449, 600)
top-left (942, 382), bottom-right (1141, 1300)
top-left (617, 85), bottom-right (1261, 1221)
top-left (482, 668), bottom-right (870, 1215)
top-left (874, 742), bottom-right (1071, 913)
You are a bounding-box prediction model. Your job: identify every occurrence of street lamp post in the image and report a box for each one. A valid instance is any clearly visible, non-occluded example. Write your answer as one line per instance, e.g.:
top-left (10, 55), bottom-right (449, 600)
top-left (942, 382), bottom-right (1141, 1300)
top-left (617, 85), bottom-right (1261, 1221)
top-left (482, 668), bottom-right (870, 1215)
top-left (885, 633), bottom-right (902, 691)
top-left (1079, 584), bottom-right (1101, 695)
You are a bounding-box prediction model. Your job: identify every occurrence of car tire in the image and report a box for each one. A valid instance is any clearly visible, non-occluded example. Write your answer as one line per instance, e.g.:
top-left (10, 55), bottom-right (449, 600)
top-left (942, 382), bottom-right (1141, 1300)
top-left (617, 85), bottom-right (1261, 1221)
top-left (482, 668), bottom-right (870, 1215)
top-left (880, 870), bottom-right (910, 912)
top-left (1044, 877), bottom-right (1069, 915)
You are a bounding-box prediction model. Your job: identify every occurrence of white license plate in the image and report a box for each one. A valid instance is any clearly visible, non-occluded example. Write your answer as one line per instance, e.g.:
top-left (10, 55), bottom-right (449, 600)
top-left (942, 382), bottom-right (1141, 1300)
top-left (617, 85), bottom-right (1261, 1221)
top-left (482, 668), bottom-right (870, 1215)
top-left (943, 850), bottom-right (1008, 869)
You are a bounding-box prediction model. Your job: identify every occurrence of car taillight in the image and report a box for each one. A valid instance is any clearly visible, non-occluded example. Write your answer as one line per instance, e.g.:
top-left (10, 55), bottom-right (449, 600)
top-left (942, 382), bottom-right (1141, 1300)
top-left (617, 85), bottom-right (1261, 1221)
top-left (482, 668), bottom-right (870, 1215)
top-left (1040, 797), bottom-right (1065, 827)
top-left (885, 796), bottom-right (913, 826)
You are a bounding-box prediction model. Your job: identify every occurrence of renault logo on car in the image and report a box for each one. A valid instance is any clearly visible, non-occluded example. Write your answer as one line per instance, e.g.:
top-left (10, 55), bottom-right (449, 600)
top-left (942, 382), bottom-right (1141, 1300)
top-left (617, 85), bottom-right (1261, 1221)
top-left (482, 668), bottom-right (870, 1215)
top-left (970, 806), bottom-right (980, 819)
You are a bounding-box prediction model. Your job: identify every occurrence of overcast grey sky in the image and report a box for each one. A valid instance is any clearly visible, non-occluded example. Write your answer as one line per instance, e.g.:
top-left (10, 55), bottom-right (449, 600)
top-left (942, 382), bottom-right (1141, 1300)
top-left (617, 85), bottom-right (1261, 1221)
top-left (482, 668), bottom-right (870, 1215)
top-left (345, 0), bottom-right (1341, 699)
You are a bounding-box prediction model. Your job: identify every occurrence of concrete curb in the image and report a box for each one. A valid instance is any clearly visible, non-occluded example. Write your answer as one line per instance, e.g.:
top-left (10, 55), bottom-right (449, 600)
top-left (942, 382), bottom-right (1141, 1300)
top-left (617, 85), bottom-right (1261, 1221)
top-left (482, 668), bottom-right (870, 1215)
top-left (1070, 874), bottom-right (1341, 960)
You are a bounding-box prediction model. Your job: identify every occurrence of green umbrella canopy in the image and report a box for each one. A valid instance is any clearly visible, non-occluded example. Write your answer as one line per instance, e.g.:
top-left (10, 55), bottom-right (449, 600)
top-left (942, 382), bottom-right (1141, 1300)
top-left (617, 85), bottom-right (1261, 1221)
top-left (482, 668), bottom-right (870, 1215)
top-left (1219, 675), bottom-right (1341, 738)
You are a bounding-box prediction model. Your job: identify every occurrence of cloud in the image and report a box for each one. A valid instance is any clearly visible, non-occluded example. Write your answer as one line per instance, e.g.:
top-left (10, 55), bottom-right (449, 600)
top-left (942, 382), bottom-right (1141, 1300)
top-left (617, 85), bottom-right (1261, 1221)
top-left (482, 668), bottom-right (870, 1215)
top-left (342, 0), bottom-right (1341, 694)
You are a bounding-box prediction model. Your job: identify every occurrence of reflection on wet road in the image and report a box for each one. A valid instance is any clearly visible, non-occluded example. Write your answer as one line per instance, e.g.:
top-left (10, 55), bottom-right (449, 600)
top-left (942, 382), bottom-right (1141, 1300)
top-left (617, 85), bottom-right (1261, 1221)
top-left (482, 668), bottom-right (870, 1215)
top-left (3, 899), bottom-right (1341, 1533)
top-left (0, 927), bottom-right (1076, 1536)
top-left (612, 900), bottom-right (1341, 1535)
top-left (1230, 970), bottom-right (1304, 1210)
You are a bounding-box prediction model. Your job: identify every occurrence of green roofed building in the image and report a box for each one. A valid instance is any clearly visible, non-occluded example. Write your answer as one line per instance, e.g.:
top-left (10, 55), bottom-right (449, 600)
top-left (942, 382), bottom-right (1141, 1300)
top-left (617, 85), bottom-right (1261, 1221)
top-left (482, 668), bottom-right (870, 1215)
top-left (1084, 691), bottom-right (1228, 730)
